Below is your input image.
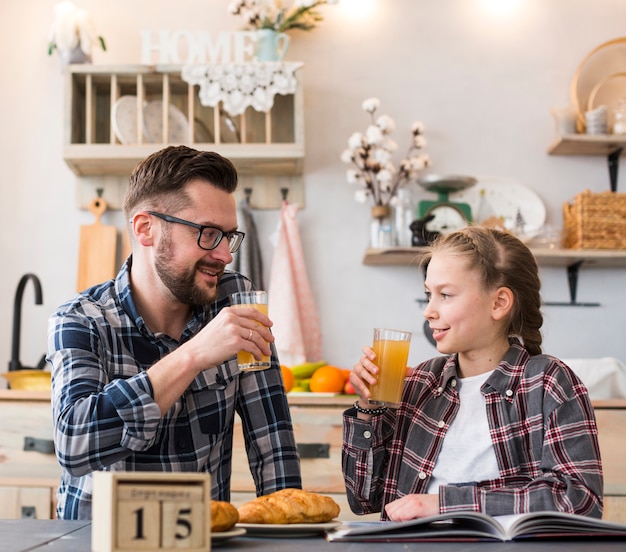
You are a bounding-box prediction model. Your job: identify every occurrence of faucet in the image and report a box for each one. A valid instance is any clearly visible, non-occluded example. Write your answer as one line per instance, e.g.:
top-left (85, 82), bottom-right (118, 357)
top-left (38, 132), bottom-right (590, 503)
top-left (9, 273), bottom-right (45, 372)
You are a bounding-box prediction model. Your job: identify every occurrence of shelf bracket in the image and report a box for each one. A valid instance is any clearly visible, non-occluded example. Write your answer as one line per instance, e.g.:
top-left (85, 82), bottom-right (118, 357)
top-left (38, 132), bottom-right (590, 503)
top-left (567, 260), bottom-right (583, 303)
top-left (608, 146), bottom-right (623, 192)
top-left (544, 260), bottom-right (600, 307)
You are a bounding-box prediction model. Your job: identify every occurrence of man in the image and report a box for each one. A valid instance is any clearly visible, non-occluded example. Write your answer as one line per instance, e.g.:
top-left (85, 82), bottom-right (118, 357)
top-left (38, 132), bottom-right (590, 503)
top-left (48, 146), bottom-right (302, 519)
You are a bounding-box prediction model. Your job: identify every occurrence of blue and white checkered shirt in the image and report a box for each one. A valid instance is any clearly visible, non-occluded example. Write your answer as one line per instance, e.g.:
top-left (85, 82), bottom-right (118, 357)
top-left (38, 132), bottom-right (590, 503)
top-left (48, 258), bottom-right (302, 519)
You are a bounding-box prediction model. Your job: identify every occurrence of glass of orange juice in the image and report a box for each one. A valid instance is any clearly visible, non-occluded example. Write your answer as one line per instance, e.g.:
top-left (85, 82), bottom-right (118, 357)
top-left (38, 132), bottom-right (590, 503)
top-left (368, 328), bottom-right (412, 408)
top-left (230, 291), bottom-right (271, 371)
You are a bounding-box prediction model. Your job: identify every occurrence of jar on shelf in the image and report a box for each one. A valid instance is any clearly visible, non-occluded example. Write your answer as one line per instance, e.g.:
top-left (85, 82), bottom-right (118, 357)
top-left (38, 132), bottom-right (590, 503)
top-left (393, 188), bottom-right (415, 247)
top-left (613, 98), bottom-right (626, 135)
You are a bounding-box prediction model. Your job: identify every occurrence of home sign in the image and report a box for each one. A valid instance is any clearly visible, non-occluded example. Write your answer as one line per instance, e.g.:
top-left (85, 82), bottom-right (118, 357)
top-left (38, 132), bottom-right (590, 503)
top-left (141, 30), bottom-right (257, 64)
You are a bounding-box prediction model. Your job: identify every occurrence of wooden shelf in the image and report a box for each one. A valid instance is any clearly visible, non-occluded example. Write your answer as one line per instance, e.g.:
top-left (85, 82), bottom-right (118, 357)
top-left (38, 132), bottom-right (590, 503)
top-left (63, 143), bottom-right (304, 177)
top-left (63, 64), bottom-right (305, 178)
top-left (362, 247), bottom-right (626, 267)
top-left (547, 134), bottom-right (626, 156)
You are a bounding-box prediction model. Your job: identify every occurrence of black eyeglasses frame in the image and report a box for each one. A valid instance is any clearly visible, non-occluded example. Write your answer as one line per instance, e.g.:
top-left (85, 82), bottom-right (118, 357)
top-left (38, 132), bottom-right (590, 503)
top-left (145, 211), bottom-right (245, 253)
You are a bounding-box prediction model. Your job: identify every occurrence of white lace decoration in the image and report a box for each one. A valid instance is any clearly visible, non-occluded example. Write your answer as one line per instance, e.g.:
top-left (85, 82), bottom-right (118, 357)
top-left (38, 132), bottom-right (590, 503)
top-left (181, 62), bottom-right (303, 116)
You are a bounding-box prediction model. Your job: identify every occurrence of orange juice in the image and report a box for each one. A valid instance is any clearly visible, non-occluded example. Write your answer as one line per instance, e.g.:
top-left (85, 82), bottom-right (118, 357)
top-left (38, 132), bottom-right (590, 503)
top-left (369, 329), bottom-right (411, 408)
top-left (231, 302), bottom-right (270, 371)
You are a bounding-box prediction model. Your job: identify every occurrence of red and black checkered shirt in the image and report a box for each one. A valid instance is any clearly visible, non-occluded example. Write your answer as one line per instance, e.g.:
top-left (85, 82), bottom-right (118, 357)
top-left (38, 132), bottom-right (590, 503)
top-left (342, 339), bottom-right (603, 520)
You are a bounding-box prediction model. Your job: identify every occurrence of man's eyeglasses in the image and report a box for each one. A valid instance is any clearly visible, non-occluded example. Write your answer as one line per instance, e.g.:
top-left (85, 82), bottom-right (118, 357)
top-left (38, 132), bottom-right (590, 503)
top-left (146, 211), bottom-right (245, 253)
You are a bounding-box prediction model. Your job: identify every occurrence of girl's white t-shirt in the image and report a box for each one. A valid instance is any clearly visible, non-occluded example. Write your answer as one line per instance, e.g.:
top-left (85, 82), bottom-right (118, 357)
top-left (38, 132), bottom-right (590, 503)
top-left (426, 370), bottom-right (501, 494)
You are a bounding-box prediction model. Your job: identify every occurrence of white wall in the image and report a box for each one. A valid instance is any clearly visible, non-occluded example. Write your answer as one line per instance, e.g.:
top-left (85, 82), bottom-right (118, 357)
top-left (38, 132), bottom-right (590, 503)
top-left (1, 0), bottom-right (625, 378)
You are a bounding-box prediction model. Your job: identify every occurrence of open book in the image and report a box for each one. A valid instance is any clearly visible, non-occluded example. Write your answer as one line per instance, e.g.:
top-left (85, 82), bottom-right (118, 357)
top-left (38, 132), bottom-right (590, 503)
top-left (325, 511), bottom-right (626, 542)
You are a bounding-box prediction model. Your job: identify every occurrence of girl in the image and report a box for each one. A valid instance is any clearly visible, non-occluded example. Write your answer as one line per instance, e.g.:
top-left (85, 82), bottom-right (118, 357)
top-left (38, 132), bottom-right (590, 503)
top-left (343, 226), bottom-right (603, 521)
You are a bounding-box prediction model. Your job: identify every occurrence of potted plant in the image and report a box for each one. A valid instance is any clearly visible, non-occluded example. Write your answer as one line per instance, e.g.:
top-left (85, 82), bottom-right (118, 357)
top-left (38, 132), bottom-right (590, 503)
top-left (48, 1), bottom-right (106, 67)
top-left (229, 0), bottom-right (338, 61)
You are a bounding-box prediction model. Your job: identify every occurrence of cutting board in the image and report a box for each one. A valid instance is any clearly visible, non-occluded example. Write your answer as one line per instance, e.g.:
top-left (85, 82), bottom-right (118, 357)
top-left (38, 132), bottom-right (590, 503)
top-left (76, 197), bottom-right (117, 291)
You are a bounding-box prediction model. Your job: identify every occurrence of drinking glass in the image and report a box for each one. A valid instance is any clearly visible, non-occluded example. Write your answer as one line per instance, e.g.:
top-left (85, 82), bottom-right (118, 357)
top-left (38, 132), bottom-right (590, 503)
top-left (230, 291), bottom-right (271, 371)
top-left (368, 328), bottom-right (412, 408)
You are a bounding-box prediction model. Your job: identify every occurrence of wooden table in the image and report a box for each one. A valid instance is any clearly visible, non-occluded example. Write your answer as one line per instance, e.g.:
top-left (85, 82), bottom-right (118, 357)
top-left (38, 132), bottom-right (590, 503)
top-left (2, 520), bottom-right (626, 552)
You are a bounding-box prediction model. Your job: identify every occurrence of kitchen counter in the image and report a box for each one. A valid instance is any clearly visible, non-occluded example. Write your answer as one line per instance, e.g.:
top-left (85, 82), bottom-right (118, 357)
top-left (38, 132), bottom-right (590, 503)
top-left (2, 520), bottom-right (626, 552)
top-left (0, 391), bottom-right (624, 523)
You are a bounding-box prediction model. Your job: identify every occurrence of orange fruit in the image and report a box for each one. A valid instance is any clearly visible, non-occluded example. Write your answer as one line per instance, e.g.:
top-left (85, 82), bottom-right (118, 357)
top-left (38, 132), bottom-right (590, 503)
top-left (341, 369), bottom-right (351, 382)
top-left (280, 365), bottom-right (295, 393)
top-left (309, 365), bottom-right (345, 393)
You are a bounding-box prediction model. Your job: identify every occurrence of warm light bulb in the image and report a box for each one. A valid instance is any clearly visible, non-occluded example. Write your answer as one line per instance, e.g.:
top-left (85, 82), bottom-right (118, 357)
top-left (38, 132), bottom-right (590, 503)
top-left (479, 0), bottom-right (522, 17)
top-left (338, 0), bottom-right (377, 19)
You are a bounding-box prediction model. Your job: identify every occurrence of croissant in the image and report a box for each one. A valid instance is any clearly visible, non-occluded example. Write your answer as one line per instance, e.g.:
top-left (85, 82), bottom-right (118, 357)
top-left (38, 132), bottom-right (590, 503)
top-left (237, 488), bottom-right (340, 524)
top-left (210, 500), bottom-right (239, 532)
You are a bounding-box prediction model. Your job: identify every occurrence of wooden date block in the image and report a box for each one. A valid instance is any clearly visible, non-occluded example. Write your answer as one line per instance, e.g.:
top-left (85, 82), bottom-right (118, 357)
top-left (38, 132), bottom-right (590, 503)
top-left (92, 472), bottom-right (211, 552)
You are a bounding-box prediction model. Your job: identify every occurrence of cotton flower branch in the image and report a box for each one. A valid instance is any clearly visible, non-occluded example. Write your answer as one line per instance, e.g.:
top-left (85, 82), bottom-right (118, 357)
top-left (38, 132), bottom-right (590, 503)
top-left (341, 98), bottom-right (430, 208)
top-left (229, 0), bottom-right (339, 33)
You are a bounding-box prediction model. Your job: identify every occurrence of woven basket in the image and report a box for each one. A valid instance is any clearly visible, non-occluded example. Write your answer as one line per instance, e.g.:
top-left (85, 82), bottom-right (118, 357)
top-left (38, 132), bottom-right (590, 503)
top-left (562, 190), bottom-right (626, 249)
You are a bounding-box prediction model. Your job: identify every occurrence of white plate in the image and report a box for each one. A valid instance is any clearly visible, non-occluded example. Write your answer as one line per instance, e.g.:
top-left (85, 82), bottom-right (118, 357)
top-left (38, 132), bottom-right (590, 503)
top-left (449, 177), bottom-right (546, 240)
top-left (143, 100), bottom-right (189, 143)
top-left (571, 37), bottom-right (626, 130)
top-left (237, 521), bottom-right (341, 538)
top-left (112, 95), bottom-right (141, 144)
top-left (212, 527), bottom-right (247, 543)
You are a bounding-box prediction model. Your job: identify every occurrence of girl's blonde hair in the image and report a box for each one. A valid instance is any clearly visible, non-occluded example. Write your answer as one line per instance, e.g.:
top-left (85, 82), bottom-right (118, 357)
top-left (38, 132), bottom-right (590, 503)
top-left (422, 226), bottom-right (543, 355)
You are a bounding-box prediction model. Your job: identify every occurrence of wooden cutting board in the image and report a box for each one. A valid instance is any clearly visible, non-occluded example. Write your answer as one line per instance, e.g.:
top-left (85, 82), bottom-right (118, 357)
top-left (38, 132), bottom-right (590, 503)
top-left (76, 197), bottom-right (117, 291)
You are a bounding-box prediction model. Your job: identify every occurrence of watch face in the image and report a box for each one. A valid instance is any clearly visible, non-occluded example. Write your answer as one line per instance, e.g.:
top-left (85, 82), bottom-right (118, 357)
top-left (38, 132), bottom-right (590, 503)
top-left (425, 204), bottom-right (468, 234)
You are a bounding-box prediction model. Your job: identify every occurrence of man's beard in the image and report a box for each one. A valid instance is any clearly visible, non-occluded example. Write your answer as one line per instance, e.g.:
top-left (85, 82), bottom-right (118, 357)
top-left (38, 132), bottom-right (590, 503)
top-left (154, 237), bottom-right (223, 307)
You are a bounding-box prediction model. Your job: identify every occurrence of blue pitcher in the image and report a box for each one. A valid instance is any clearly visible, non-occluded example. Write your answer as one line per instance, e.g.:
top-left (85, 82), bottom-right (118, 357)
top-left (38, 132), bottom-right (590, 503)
top-left (255, 29), bottom-right (290, 62)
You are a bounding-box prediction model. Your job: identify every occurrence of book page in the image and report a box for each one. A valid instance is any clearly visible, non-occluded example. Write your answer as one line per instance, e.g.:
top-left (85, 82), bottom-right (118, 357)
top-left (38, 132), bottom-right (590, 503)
top-left (495, 511), bottom-right (626, 539)
top-left (326, 512), bottom-right (507, 542)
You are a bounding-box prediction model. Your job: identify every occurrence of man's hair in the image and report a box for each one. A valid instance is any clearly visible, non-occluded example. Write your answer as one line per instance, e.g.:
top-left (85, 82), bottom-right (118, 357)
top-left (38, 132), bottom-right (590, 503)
top-left (123, 145), bottom-right (239, 217)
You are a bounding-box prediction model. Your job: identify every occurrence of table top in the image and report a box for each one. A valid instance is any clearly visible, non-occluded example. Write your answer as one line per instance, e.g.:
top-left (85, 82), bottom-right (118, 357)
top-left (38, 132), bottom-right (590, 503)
top-left (2, 520), bottom-right (626, 552)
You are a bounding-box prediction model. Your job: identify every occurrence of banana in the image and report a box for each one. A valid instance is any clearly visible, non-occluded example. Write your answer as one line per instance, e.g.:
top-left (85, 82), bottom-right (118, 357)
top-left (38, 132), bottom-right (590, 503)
top-left (289, 360), bottom-right (327, 379)
top-left (294, 378), bottom-right (311, 392)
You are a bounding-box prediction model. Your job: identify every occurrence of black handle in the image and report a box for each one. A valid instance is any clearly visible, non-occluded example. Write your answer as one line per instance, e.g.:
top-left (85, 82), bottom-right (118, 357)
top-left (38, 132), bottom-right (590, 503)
top-left (297, 443), bottom-right (330, 459)
top-left (24, 436), bottom-right (55, 454)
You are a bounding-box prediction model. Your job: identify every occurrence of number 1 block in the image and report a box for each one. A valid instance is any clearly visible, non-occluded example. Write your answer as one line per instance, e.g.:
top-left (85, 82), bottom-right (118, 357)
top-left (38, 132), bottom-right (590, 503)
top-left (117, 500), bottom-right (160, 549)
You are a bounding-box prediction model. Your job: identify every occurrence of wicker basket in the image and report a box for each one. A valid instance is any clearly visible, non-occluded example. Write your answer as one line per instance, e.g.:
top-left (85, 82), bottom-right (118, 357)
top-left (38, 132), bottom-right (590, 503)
top-left (562, 189), bottom-right (626, 249)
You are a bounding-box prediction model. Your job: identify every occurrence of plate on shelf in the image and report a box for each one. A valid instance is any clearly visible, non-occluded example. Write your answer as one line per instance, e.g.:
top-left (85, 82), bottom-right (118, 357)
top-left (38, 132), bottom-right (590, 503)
top-left (194, 117), bottom-right (214, 143)
top-left (218, 109), bottom-right (241, 143)
top-left (587, 71), bottom-right (626, 130)
top-left (143, 100), bottom-right (190, 143)
top-left (212, 527), bottom-right (247, 543)
top-left (112, 95), bottom-right (141, 144)
top-left (571, 37), bottom-right (626, 130)
top-left (449, 177), bottom-right (546, 240)
top-left (236, 521), bottom-right (341, 538)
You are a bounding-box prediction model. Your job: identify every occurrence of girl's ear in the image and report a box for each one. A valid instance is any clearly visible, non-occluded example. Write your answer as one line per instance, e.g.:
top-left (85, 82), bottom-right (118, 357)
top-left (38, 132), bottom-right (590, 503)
top-left (492, 286), bottom-right (514, 321)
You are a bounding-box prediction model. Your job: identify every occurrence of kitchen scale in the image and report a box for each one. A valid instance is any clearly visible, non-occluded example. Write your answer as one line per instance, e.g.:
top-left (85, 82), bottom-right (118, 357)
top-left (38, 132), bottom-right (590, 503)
top-left (417, 174), bottom-right (477, 234)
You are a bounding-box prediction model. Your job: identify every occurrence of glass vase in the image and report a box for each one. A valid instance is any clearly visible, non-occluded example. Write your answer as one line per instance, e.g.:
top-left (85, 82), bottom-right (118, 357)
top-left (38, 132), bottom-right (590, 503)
top-left (370, 205), bottom-right (396, 248)
top-left (393, 188), bottom-right (415, 247)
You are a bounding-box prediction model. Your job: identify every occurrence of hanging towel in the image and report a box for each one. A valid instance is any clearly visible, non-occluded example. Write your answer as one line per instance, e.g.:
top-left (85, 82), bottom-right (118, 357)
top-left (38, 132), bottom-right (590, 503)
top-left (233, 198), bottom-right (264, 289)
top-left (268, 201), bottom-right (322, 366)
